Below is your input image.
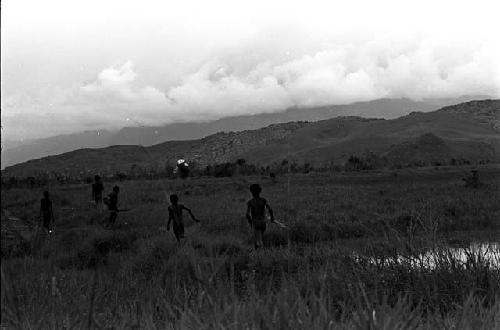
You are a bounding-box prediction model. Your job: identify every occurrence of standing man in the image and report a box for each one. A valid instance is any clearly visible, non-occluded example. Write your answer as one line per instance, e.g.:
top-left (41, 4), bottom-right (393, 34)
top-left (92, 175), bottom-right (104, 209)
top-left (246, 184), bottom-right (275, 249)
top-left (167, 194), bottom-right (199, 242)
top-left (39, 191), bottom-right (55, 233)
top-left (104, 186), bottom-right (120, 227)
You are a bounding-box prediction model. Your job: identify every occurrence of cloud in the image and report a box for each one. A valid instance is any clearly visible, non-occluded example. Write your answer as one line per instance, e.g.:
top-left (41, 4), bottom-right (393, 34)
top-left (80, 60), bottom-right (167, 108)
top-left (163, 37), bottom-right (499, 113)
top-left (166, 62), bottom-right (293, 118)
top-left (2, 35), bottom-right (499, 141)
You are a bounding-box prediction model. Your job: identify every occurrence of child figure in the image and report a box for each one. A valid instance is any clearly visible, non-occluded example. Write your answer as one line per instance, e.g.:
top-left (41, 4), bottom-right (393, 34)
top-left (246, 184), bottom-right (274, 249)
top-left (167, 194), bottom-right (199, 242)
top-left (39, 191), bottom-right (55, 233)
top-left (105, 186), bottom-right (120, 227)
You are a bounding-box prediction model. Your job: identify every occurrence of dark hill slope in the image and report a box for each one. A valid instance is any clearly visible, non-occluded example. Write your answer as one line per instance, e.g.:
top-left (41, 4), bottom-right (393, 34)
top-left (2, 96), bottom-right (490, 168)
top-left (437, 99), bottom-right (500, 131)
top-left (3, 122), bottom-right (309, 176)
top-left (2, 100), bottom-right (499, 177)
top-left (240, 104), bottom-right (500, 165)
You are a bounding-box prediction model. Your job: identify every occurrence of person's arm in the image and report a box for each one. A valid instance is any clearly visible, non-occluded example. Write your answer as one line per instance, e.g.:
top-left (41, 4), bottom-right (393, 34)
top-left (92, 186), bottom-right (95, 200)
top-left (265, 201), bottom-right (274, 222)
top-left (183, 205), bottom-right (199, 222)
top-left (246, 203), bottom-right (252, 226)
top-left (167, 208), bottom-right (173, 230)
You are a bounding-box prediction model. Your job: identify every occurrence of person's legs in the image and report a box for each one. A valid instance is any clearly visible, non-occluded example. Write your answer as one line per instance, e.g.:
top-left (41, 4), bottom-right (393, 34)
top-left (253, 220), bottom-right (266, 249)
top-left (94, 195), bottom-right (102, 209)
top-left (108, 211), bottom-right (118, 227)
top-left (173, 224), bottom-right (180, 242)
top-left (253, 227), bottom-right (259, 249)
top-left (259, 228), bottom-right (265, 248)
top-left (254, 228), bottom-right (264, 249)
top-left (43, 215), bottom-right (51, 233)
top-left (173, 229), bottom-right (181, 242)
top-left (173, 223), bottom-right (185, 242)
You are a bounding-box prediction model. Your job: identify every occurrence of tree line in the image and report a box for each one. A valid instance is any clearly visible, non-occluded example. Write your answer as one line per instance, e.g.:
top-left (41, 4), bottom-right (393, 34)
top-left (1, 153), bottom-right (492, 189)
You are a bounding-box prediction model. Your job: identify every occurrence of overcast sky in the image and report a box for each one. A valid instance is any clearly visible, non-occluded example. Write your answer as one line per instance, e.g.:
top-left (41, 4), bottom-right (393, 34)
top-left (2, 0), bottom-right (500, 141)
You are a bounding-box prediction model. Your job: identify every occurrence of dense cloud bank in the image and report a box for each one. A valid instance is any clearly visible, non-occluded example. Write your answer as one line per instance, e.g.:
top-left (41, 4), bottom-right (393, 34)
top-left (80, 37), bottom-right (499, 123)
top-left (2, 36), bottom-right (499, 140)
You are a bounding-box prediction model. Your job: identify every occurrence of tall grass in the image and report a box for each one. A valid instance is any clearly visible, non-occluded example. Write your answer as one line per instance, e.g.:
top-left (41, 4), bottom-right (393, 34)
top-left (2, 239), bottom-right (499, 328)
top-left (1, 168), bottom-right (500, 328)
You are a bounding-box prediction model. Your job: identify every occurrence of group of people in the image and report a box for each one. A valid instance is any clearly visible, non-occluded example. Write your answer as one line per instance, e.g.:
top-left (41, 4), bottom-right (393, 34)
top-left (39, 175), bottom-right (276, 248)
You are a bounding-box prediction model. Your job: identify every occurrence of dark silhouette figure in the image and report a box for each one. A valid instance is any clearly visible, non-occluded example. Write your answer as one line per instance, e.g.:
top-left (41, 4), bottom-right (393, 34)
top-left (92, 175), bottom-right (104, 207)
top-left (39, 191), bottom-right (55, 233)
top-left (104, 186), bottom-right (120, 227)
top-left (167, 194), bottom-right (199, 241)
top-left (246, 184), bottom-right (274, 249)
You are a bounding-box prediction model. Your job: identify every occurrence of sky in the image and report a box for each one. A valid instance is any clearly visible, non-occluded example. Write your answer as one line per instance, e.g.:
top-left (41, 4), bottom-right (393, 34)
top-left (2, 0), bottom-right (500, 142)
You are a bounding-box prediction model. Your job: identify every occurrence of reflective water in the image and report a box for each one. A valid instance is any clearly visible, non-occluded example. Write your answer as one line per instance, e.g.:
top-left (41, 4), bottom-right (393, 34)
top-left (357, 243), bottom-right (500, 269)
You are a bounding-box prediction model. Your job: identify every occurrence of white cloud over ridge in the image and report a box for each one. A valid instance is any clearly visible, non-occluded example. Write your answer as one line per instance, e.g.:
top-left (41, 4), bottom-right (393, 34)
top-left (2, 34), bottom-right (499, 140)
top-left (3, 0), bottom-right (500, 141)
top-left (73, 36), bottom-right (499, 127)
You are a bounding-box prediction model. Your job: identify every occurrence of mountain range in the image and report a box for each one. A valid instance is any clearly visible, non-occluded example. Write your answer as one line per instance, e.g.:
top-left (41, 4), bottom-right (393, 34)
top-left (2, 99), bottom-right (499, 178)
top-left (1, 95), bottom-right (490, 168)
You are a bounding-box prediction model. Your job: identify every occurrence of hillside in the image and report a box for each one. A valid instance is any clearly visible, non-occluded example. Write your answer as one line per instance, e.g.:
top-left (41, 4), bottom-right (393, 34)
top-left (2, 122), bottom-right (310, 176)
top-left (437, 99), bottom-right (500, 131)
top-left (1, 96), bottom-right (489, 168)
top-left (2, 99), bottom-right (499, 177)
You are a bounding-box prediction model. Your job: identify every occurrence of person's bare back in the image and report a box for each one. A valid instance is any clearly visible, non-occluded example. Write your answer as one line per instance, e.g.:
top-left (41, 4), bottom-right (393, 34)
top-left (246, 184), bottom-right (274, 249)
top-left (247, 197), bottom-right (267, 221)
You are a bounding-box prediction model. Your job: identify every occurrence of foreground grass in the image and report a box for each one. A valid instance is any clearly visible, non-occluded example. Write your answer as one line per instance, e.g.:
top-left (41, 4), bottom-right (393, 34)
top-left (1, 166), bottom-right (500, 328)
top-left (2, 239), bottom-right (499, 329)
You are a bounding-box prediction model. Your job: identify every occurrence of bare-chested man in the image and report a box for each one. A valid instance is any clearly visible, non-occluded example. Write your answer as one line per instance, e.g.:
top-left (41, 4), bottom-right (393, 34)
top-left (246, 184), bottom-right (274, 249)
top-left (167, 194), bottom-right (199, 241)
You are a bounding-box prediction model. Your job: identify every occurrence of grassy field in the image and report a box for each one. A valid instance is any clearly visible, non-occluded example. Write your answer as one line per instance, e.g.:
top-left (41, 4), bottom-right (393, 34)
top-left (1, 165), bottom-right (500, 329)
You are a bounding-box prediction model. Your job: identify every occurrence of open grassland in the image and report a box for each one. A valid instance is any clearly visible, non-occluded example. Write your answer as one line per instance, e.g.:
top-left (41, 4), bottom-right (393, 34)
top-left (2, 165), bottom-right (500, 329)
